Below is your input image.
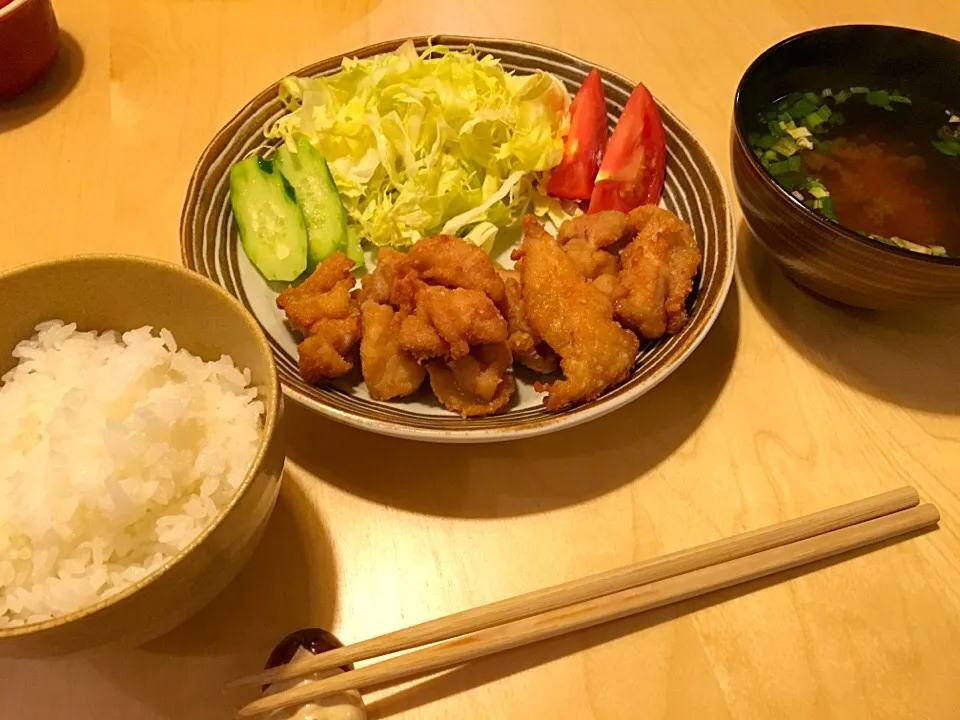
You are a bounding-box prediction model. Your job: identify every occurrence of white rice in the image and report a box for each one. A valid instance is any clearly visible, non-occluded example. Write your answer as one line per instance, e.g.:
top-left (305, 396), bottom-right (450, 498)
top-left (0, 321), bottom-right (264, 628)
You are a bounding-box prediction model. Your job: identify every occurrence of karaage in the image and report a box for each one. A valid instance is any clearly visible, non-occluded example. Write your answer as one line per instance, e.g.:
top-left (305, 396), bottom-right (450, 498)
top-left (616, 205), bottom-right (701, 339)
top-left (513, 216), bottom-right (639, 410)
top-left (276, 253), bottom-right (361, 383)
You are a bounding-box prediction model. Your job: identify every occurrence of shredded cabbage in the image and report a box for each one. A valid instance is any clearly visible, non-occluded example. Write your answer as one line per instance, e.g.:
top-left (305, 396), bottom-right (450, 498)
top-left (266, 41), bottom-right (572, 253)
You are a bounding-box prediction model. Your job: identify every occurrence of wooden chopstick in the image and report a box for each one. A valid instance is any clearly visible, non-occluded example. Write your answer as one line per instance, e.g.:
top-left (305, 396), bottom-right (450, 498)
top-left (238, 500), bottom-right (938, 717)
top-left (230, 486), bottom-right (918, 691)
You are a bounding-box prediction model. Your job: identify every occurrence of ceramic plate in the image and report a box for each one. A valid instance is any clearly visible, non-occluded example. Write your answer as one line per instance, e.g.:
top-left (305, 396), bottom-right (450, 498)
top-left (181, 36), bottom-right (734, 443)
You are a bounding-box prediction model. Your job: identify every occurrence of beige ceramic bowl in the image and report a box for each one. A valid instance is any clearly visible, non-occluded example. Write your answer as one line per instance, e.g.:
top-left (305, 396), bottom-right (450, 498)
top-left (0, 255), bottom-right (284, 658)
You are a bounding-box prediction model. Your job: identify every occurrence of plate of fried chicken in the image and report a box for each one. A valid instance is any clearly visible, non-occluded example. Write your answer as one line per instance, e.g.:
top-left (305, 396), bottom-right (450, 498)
top-left (182, 37), bottom-right (734, 442)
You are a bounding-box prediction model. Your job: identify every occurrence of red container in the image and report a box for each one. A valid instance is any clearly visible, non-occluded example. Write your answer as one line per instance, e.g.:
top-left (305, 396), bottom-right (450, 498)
top-left (0, 0), bottom-right (60, 100)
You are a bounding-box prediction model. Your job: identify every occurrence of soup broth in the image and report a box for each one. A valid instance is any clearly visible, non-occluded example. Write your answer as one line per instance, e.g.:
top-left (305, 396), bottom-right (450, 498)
top-left (749, 88), bottom-right (960, 257)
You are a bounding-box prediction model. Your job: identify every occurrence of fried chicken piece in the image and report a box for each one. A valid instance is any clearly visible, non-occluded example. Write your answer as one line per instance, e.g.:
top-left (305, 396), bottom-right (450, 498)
top-left (276, 253), bottom-right (357, 335)
top-left (296, 316), bottom-right (361, 384)
top-left (616, 206), bottom-right (702, 339)
top-left (513, 216), bottom-right (639, 410)
top-left (356, 247), bottom-right (407, 306)
top-left (592, 272), bottom-right (624, 299)
top-left (404, 235), bottom-right (507, 309)
top-left (557, 210), bottom-right (632, 250)
top-left (416, 286), bottom-right (508, 360)
top-left (276, 253), bottom-right (361, 383)
top-left (560, 237), bottom-right (620, 280)
top-left (556, 210), bottom-right (627, 297)
top-left (395, 286), bottom-right (508, 362)
top-left (426, 343), bottom-right (515, 417)
top-left (359, 302), bottom-right (426, 400)
top-left (398, 306), bottom-right (450, 362)
top-left (497, 268), bottom-right (558, 374)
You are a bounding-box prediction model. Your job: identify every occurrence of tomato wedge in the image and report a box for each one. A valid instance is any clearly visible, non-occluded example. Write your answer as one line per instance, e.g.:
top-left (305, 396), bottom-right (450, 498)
top-left (546, 69), bottom-right (608, 200)
top-left (588, 83), bottom-right (666, 213)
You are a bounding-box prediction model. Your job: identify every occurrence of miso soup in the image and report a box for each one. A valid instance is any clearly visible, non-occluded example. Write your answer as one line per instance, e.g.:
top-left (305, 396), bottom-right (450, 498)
top-left (749, 87), bottom-right (960, 257)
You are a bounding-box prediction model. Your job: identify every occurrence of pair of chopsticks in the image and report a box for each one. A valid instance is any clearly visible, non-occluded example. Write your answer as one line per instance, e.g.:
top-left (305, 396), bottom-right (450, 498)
top-left (233, 487), bottom-right (937, 717)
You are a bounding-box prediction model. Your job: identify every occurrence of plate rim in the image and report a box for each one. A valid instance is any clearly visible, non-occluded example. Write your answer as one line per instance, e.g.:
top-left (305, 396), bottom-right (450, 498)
top-left (181, 34), bottom-right (736, 444)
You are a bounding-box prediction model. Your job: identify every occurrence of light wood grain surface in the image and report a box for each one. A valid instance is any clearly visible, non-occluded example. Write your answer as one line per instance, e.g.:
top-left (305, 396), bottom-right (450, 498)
top-left (1, 1), bottom-right (959, 719)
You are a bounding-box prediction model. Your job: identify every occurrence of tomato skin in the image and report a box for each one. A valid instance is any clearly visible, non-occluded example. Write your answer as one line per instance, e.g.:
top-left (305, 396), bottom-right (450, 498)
top-left (546, 69), bottom-right (609, 200)
top-left (587, 83), bottom-right (666, 213)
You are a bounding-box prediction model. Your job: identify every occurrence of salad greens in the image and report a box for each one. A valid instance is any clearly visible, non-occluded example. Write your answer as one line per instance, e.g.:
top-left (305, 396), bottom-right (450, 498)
top-left (267, 41), bottom-right (573, 254)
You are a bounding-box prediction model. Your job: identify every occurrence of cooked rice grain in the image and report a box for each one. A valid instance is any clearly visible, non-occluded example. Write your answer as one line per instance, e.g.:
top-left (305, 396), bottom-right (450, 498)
top-left (0, 321), bottom-right (263, 627)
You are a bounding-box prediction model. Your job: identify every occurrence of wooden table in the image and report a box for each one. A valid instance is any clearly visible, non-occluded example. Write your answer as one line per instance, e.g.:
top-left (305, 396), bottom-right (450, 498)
top-left (2, 1), bottom-right (959, 718)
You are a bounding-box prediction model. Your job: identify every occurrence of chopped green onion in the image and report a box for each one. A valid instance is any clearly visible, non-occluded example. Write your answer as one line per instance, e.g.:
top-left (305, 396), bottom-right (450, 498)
top-left (756, 134), bottom-right (777, 149)
top-left (871, 235), bottom-right (948, 256)
top-left (768, 119), bottom-right (785, 136)
top-left (933, 140), bottom-right (960, 157)
top-left (865, 90), bottom-right (893, 111)
top-left (890, 92), bottom-right (911, 105)
top-left (808, 183), bottom-right (830, 199)
top-left (805, 112), bottom-right (825, 129)
top-left (850, 86), bottom-right (870, 94)
top-left (786, 155), bottom-right (802, 172)
top-left (790, 97), bottom-right (819, 118)
top-left (785, 124), bottom-right (812, 140)
top-left (768, 159), bottom-right (792, 175)
top-left (772, 137), bottom-right (800, 156)
top-left (775, 97), bottom-right (794, 113)
top-left (819, 197), bottom-right (837, 221)
top-left (937, 124), bottom-right (960, 142)
top-left (834, 89), bottom-right (852, 104)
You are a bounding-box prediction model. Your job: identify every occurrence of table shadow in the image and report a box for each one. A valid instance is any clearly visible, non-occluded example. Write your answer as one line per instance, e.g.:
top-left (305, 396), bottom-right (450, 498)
top-left (737, 221), bottom-right (960, 415)
top-left (283, 284), bottom-right (740, 519)
top-left (86, 473), bottom-right (337, 718)
top-left (0, 31), bottom-right (84, 133)
top-left (366, 527), bottom-right (935, 719)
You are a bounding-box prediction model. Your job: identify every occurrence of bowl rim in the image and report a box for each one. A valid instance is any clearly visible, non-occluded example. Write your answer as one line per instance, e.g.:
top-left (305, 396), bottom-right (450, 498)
top-left (0, 0), bottom-right (35, 20)
top-left (733, 23), bottom-right (960, 268)
top-left (0, 253), bottom-right (281, 638)
top-left (180, 34), bottom-right (737, 443)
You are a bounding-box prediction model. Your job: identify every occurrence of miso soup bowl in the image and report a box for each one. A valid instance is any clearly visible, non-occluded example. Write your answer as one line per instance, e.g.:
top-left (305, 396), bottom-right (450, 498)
top-left (732, 25), bottom-right (960, 309)
top-left (0, 255), bottom-right (284, 658)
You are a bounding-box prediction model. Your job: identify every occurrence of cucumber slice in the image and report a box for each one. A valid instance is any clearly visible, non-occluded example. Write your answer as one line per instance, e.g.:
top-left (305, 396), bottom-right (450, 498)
top-left (275, 136), bottom-right (350, 270)
top-left (229, 157), bottom-right (308, 281)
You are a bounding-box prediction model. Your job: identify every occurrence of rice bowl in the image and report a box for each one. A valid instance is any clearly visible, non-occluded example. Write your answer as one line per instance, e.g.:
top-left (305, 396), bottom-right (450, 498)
top-left (0, 254), bottom-right (283, 657)
top-left (0, 321), bottom-right (264, 628)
